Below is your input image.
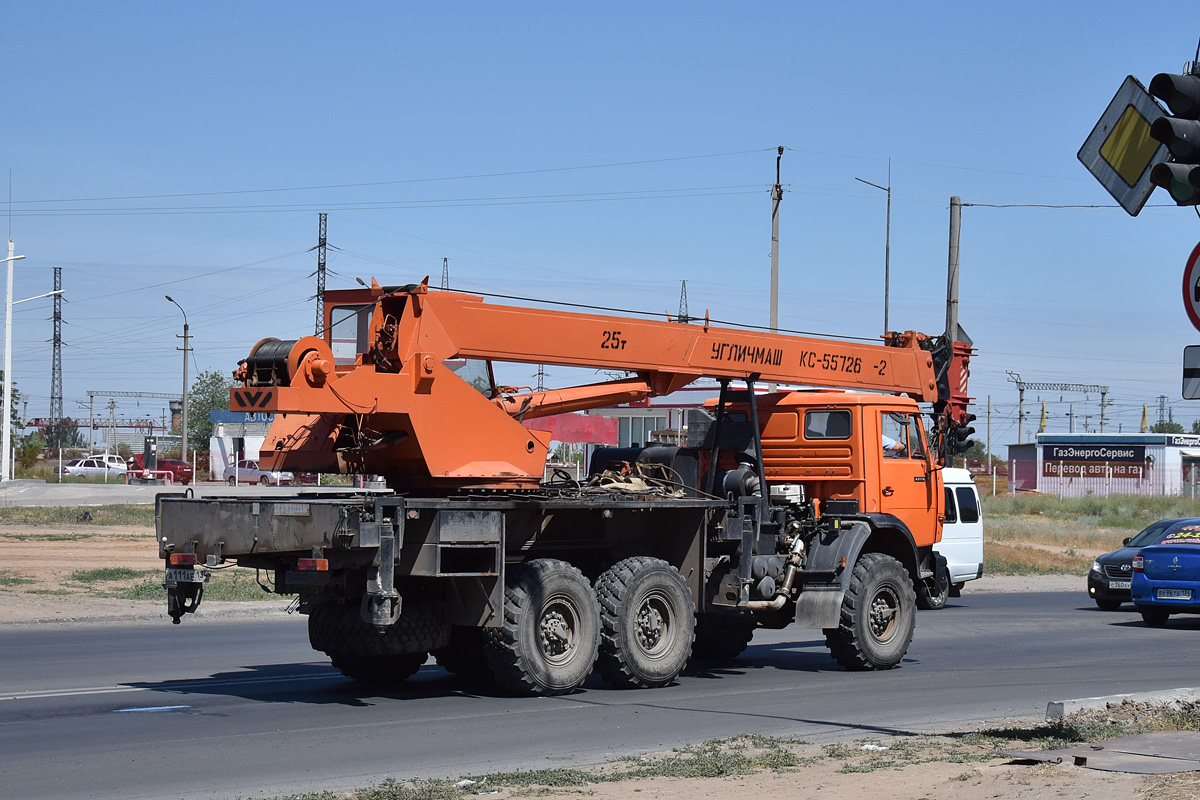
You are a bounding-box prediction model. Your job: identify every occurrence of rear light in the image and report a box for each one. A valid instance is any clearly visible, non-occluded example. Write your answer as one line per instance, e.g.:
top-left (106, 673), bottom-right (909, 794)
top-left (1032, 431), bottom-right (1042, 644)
top-left (1132, 555), bottom-right (1144, 573)
top-left (297, 558), bottom-right (329, 571)
top-left (169, 553), bottom-right (198, 566)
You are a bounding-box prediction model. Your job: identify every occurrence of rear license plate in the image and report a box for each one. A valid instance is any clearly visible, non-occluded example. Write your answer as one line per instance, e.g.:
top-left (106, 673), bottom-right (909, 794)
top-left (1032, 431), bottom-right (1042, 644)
top-left (165, 568), bottom-right (210, 584)
top-left (1156, 588), bottom-right (1192, 600)
top-left (1109, 581), bottom-right (1131, 590)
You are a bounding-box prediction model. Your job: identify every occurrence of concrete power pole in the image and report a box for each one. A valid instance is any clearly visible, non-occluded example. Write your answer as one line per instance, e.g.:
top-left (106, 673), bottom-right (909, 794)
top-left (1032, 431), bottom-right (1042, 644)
top-left (769, 146), bottom-right (783, 391)
top-left (946, 196), bottom-right (961, 341)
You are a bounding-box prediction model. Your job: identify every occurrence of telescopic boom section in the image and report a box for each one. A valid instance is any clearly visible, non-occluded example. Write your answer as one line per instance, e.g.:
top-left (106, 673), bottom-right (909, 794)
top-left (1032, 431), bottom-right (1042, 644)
top-left (231, 279), bottom-right (947, 488)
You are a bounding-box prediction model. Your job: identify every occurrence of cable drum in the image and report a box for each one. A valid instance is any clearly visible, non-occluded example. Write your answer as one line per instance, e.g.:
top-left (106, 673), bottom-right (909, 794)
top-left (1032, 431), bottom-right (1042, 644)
top-left (244, 338), bottom-right (298, 386)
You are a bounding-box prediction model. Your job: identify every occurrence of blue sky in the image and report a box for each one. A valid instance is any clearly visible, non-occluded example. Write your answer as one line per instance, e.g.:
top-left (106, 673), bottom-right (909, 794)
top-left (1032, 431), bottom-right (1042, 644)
top-left (4, 3), bottom-right (1200, 448)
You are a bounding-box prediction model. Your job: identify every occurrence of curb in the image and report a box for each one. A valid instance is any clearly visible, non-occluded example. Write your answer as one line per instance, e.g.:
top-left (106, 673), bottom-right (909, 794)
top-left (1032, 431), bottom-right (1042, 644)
top-left (1046, 687), bottom-right (1200, 721)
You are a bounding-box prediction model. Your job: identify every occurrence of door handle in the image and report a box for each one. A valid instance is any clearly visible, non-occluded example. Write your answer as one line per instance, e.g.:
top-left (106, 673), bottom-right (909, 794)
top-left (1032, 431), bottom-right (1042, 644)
top-left (882, 487), bottom-right (894, 496)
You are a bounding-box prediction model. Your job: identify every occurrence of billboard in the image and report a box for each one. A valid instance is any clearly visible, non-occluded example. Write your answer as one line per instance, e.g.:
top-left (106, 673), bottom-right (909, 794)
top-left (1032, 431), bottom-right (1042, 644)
top-left (1041, 444), bottom-right (1147, 479)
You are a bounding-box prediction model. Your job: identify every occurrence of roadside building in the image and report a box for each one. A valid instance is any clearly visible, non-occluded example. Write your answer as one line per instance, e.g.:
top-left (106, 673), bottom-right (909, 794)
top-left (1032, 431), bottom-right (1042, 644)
top-left (208, 410), bottom-right (273, 481)
top-left (1008, 433), bottom-right (1200, 497)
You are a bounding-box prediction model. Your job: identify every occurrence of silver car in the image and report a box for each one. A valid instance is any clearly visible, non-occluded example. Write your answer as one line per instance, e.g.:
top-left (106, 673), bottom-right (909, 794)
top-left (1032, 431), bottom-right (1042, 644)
top-left (228, 459), bottom-right (293, 486)
top-left (63, 455), bottom-right (129, 479)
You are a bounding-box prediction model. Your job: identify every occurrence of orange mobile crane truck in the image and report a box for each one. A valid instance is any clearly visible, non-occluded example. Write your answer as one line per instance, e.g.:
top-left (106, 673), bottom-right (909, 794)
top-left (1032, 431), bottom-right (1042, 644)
top-left (158, 278), bottom-right (975, 695)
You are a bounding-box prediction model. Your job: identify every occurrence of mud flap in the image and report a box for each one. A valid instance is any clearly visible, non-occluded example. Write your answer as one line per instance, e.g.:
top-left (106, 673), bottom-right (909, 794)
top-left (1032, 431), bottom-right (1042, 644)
top-left (166, 582), bottom-right (203, 624)
top-left (792, 521), bottom-right (871, 629)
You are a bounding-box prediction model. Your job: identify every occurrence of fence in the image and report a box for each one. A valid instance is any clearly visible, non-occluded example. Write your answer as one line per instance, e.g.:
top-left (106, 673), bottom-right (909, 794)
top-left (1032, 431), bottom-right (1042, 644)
top-left (1008, 457), bottom-right (1200, 498)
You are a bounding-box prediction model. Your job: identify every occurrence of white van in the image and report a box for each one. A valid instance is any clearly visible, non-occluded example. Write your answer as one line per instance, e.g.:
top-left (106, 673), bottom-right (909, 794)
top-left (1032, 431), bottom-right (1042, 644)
top-left (938, 467), bottom-right (985, 597)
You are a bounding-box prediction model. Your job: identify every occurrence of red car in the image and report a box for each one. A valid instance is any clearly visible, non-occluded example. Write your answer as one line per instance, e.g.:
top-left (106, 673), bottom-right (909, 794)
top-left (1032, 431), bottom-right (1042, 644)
top-left (128, 455), bottom-right (193, 485)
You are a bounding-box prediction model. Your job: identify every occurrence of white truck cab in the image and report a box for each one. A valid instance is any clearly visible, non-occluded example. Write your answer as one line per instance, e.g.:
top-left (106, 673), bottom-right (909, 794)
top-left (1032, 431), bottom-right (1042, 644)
top-left (938, 467), bottom-right (984, 595)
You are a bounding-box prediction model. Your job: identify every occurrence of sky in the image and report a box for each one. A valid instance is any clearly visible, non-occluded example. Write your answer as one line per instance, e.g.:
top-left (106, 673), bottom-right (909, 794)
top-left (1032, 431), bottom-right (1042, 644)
top-left (4, 2), bottom-right (1200, 451)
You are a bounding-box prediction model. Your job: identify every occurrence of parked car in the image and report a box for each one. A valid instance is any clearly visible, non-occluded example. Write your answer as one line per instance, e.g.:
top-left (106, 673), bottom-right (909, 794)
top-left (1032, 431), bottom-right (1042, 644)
top-left (127, 454), bottom-right (193, 485)
top-left (228, 459), bottom-right (293, 486)
top-left (62, 455), bottom-right (128, 479)
top-left (1087, 518), bottom-right (1196, 610)
top-left (1131, 520), bottom-right (1200, 625)
top-left (53, 458), bottom-right (84, 476)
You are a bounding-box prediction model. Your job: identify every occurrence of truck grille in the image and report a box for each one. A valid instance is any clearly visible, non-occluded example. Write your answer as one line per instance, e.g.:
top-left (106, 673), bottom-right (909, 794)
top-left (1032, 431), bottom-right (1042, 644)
top-left (1104, 564), bottom-right (1132, 579)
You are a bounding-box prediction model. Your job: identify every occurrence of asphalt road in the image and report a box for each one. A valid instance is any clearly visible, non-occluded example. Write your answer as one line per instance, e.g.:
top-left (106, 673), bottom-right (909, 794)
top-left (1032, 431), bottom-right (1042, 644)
top-left (2, 592), bottom-right (1197, 800)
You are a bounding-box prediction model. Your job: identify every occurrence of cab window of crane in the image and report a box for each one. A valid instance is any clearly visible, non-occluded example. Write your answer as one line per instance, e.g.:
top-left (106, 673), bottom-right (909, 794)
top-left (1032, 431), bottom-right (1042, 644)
top-left (329, 304), bottom-right (373, 365)
top-left (881, 412), bottom-right (925, 459)
top-left (445, 358), bottom-right (495, 397)
top-left (804, 409), bottom-right (852, 440)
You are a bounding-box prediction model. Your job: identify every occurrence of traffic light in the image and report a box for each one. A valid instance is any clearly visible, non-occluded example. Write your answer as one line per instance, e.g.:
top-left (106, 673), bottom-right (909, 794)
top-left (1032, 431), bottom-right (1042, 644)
top-left (1148, 72), bottom-right (1200, 204)
top-left (951, 413), bottom-right (977, 456)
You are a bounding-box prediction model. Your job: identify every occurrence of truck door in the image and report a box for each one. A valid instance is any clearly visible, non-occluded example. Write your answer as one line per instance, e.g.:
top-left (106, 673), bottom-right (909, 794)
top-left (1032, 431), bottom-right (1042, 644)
top-left (878, 411), bottom-right (938, 547)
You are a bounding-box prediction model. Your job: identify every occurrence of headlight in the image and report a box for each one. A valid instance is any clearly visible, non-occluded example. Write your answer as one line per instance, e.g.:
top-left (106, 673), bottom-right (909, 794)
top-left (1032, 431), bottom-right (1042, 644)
top-left (1091, 561), bottom-right (1101, 573)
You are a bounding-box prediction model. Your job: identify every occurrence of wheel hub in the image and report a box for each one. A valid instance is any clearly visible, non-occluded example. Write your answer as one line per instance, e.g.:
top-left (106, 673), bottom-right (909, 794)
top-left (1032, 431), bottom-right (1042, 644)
top-left (538, 598), bottom-right (578, 664)
top-left (634, 591), bottom-right (672, 657)
top-left (868, 587), bottom-right (899, 642)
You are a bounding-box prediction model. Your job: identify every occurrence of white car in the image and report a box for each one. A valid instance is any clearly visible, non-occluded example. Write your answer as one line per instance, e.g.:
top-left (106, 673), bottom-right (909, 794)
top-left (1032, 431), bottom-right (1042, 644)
top-left (937, 467), bottom-right (985, 593)
top-left (228, 459), bottom-right (293, 486)
top-left (63, 455), bottom-right (129, 479)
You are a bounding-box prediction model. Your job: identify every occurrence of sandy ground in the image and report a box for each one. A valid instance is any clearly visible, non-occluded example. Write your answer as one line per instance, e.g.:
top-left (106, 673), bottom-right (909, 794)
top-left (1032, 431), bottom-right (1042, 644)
top-left (2, 522), bottom-right (1186, 800)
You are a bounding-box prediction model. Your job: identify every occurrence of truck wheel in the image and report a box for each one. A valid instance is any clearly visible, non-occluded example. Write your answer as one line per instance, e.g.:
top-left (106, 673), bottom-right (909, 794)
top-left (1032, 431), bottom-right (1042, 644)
top-left (595, 557), bottom-right (695, 689)
top-left (329, 652), bottom-right (427, 686)
top-left (1141, 608), bottom-right (1171, 627)
top-left (433, 626), bottom-right (493, 684)
top-left (916, 555), bottom-right (949, 610)
top-left (823, 552), bottom-right (916, 671)
top-left (691, 613), bottom-right (757, 663)
top-left (484, 559), bottom-right (600, 696)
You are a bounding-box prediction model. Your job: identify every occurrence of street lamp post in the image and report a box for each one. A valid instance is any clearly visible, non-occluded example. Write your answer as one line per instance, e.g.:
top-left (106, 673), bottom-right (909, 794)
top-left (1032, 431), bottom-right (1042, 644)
top-left (1, 244), bottom-right (61, 481)
top-left (855, 159), bottom-right (892, 335)
top-left (165, 296), bottom-right (190, 465)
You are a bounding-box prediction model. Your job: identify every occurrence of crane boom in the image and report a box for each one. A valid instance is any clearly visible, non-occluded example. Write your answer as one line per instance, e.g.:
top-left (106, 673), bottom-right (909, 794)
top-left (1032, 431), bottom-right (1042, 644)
top-left (233, 278), bottom-right (969, 487)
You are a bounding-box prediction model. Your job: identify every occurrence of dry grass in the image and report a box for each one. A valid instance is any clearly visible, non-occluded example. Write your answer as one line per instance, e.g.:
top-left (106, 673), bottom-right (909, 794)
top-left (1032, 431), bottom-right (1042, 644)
top-left (984, 542), bottom-right (1093, 575)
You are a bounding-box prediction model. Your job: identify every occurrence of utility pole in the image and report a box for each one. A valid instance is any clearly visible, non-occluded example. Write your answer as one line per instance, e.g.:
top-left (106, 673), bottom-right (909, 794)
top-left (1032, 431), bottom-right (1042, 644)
top-left (313, 213), bottom-right (327, 335)
top-left (769, 146), bottom-right (783, 392)
top-left (49, 267), bottom-right (62, 448)
top-left (1007, 372), bottom-right (1026, 443)
top-left (535, 365), bottom-right (547, 392)
top-left (1157, 394), bottom-right (1169, 428)
top-left (946, 196), bottom-right (961, 341)
top-left (441, 258), bottom-right (450, 290)
top-left (678, 280), bottom-right (688, 322)
top-left (769, 146), bottom-right (783, 335)
top-left (986, 395), bottom-right (992, 462)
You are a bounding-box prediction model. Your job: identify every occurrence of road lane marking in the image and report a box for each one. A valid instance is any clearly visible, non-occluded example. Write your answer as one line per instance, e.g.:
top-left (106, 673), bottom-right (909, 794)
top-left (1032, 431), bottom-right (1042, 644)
top-left (0, 671), bottom-right (334, 702)
top-left (114, 705), bottom-right (191, 713)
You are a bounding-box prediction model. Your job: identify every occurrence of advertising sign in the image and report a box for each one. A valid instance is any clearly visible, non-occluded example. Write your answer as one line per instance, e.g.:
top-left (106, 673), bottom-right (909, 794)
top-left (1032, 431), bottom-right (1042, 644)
top-left (1041, 444), bottom-right (1146, 479)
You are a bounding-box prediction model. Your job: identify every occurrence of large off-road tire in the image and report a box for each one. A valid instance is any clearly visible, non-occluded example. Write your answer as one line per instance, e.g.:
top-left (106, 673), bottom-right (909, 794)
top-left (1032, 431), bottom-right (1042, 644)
top-left (328, 652), bottom-right (428, 685)
top-left (595, 557), bottom-right (695, 689)
top-left (824, 552), bottom-right (916, 671)
top-left (308, 599), bottom-right (450, 686)
top-left (433, 625), bottom-right (493, 683)
top-left (1141, 608), bottom-right (1171, 627)
top-left (916, 555), bottom-right (949, 611)
top-left (483, 559), bottom-right (600, 696)
top-left (690, 613), bottom-right (757, 663)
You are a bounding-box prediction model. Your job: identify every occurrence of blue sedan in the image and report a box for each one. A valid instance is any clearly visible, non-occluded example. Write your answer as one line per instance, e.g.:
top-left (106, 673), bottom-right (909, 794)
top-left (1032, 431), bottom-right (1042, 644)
top-left (1131, 521), bottom-right (1200, 626)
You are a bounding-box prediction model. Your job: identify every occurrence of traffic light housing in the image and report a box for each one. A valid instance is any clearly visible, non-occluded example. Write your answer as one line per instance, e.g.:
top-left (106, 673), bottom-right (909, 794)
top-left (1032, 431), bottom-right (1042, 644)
top-left (951, 413), bottom-right (977, 457)
top-left (1148, 72), bottom-right (1200, 204)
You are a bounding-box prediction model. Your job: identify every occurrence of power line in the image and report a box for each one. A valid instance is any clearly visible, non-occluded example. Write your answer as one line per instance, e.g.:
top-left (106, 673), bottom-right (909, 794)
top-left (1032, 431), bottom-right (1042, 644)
top-left (10, 149), bottom-right (774, 205)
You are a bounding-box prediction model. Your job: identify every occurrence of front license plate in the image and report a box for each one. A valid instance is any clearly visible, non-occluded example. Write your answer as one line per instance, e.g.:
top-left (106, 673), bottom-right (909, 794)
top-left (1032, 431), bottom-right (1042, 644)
top-left (1156, 588), bottom-right (1192, 600)
top-left (165, 568), bottom-right (210, 584)
top-left (1109, 581), bottom-right (1131, 590)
